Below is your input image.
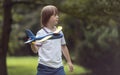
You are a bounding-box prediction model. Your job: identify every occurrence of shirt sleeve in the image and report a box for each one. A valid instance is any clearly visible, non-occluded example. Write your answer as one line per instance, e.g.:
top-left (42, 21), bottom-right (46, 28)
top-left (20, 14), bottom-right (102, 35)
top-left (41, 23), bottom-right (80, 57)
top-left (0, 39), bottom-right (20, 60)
top-left (61, 31), bottom-right (66, 45)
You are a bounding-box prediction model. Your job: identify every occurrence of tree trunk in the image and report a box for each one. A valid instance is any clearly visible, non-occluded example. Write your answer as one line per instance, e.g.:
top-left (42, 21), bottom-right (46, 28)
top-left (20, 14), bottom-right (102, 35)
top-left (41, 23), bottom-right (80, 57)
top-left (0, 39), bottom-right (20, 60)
top-left (0, 0), bottom-right (12, 75)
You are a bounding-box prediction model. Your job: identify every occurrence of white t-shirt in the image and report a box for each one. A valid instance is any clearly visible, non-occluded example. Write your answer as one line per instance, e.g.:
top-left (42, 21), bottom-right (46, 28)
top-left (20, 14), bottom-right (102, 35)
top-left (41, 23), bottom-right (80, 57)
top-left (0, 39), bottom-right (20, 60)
top-left (36, 27), bottom-right (66, 68)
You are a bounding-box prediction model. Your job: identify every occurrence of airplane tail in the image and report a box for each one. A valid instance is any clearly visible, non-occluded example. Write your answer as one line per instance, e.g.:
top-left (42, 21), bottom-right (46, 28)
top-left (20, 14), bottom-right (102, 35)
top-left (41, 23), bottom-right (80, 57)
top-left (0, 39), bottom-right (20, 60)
top-left (25, 29), bottom-right (35, 44)
top-left (25, 29), bottom-right (35, 39)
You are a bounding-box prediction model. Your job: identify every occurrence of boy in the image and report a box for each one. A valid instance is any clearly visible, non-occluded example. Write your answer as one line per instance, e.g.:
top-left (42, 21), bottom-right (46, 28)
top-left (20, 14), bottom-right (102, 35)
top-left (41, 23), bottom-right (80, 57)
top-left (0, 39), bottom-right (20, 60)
top-left (31, 5), bottom-right (73, 75)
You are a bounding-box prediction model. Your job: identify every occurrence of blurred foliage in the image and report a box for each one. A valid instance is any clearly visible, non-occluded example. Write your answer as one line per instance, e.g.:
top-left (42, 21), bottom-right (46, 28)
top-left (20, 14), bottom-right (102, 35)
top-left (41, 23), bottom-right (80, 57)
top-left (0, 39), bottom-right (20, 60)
top-left (0, 2), bottom-right (2, 35)
top-left (58, 0), bottom-right (120, 75)
top-left (7, 3), bottom-right (42, 54)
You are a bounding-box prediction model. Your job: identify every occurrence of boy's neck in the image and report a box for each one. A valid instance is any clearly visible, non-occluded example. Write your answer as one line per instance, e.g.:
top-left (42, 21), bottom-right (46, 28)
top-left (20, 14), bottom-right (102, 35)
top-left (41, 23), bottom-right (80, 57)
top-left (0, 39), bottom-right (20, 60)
top-left (46, 25), bottom-right (56, 32)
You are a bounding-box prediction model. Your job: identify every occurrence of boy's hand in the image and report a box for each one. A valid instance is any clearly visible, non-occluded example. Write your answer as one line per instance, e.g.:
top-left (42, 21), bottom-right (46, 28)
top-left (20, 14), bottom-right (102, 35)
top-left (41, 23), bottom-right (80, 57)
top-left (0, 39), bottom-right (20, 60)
top-left (67, 62), bottom-right (74, 72)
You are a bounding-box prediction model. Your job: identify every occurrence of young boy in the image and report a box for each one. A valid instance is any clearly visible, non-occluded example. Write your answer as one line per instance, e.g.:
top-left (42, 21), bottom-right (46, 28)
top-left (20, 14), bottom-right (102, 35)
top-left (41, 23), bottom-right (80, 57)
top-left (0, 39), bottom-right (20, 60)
top-left (31, 5), bottom-right (73, 75)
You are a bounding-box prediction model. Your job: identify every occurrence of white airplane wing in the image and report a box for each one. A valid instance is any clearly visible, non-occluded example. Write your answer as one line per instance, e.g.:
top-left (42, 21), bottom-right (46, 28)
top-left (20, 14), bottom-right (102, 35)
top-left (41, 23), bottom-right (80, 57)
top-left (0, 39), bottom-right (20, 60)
top-left (24, 39), bottom-right (33, 44)
top-left (36, 35), bottom-right (52, 43)
top-left (35, 26), bottom-right (62, 43)
top-left (54, 26), bottom-right (62, 33)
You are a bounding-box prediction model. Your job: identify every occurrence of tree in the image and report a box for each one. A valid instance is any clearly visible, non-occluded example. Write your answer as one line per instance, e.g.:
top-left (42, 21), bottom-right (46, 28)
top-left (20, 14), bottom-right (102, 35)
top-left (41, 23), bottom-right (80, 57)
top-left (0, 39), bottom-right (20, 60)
top-left (0, 0), bottom-right (39, 75)
top-left (0, 0), bottom-right (12, 75)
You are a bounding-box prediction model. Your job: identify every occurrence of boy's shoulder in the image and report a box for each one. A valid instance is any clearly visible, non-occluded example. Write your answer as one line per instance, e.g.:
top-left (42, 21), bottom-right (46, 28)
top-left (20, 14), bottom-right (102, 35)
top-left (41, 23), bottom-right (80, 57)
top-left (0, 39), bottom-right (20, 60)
top-left (36, 27), bottom-right (64, 35)
top-left (36, 28), bottom-right (46, 35)
top-left (37, 28), bottom-right (44, 33)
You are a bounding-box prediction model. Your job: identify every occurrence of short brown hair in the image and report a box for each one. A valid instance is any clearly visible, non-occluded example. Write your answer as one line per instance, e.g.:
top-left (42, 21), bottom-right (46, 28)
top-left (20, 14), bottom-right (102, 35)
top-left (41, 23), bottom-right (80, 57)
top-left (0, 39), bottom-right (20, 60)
top-left (41, 5), bottom-right (58, 27)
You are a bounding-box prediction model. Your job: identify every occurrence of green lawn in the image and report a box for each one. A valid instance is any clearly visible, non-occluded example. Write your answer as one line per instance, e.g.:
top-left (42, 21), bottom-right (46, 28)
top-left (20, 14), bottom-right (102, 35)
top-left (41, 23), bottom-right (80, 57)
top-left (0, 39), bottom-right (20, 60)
top-left (7, 57), bottom-right (89, 75)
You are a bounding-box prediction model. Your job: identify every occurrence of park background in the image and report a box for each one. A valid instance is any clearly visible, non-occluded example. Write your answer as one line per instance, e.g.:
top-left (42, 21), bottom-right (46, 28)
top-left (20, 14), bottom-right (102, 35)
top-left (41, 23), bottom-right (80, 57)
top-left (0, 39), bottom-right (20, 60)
top-left (0, 0), bottom-right (120, 75)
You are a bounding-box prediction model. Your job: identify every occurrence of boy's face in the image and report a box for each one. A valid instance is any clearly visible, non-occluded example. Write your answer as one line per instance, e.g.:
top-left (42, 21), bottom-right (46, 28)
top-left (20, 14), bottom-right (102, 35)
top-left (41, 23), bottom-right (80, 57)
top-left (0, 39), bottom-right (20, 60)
top-left (48, 14), bottom-right (59, 26)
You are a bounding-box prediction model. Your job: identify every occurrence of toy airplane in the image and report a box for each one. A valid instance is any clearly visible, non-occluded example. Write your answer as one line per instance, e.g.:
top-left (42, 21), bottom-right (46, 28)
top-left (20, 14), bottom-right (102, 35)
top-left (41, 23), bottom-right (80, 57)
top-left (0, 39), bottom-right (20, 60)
top-left (25, 26), bottom-right (63, 44)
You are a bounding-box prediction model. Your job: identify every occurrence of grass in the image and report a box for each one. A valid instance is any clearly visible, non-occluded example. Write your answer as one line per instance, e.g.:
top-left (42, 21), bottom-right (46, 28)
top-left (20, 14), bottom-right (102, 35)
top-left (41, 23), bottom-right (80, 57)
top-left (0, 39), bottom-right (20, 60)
top-left (7, 57), bottom-right (89, 75)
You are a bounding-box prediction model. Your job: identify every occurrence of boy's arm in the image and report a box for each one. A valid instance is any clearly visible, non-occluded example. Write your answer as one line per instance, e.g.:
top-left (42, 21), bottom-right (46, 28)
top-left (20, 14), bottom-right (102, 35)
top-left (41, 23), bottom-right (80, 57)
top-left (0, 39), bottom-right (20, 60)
top-left (31, 43), bottom-right (38, 53)
top-left (62, 45), bottom-right (74, 72)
